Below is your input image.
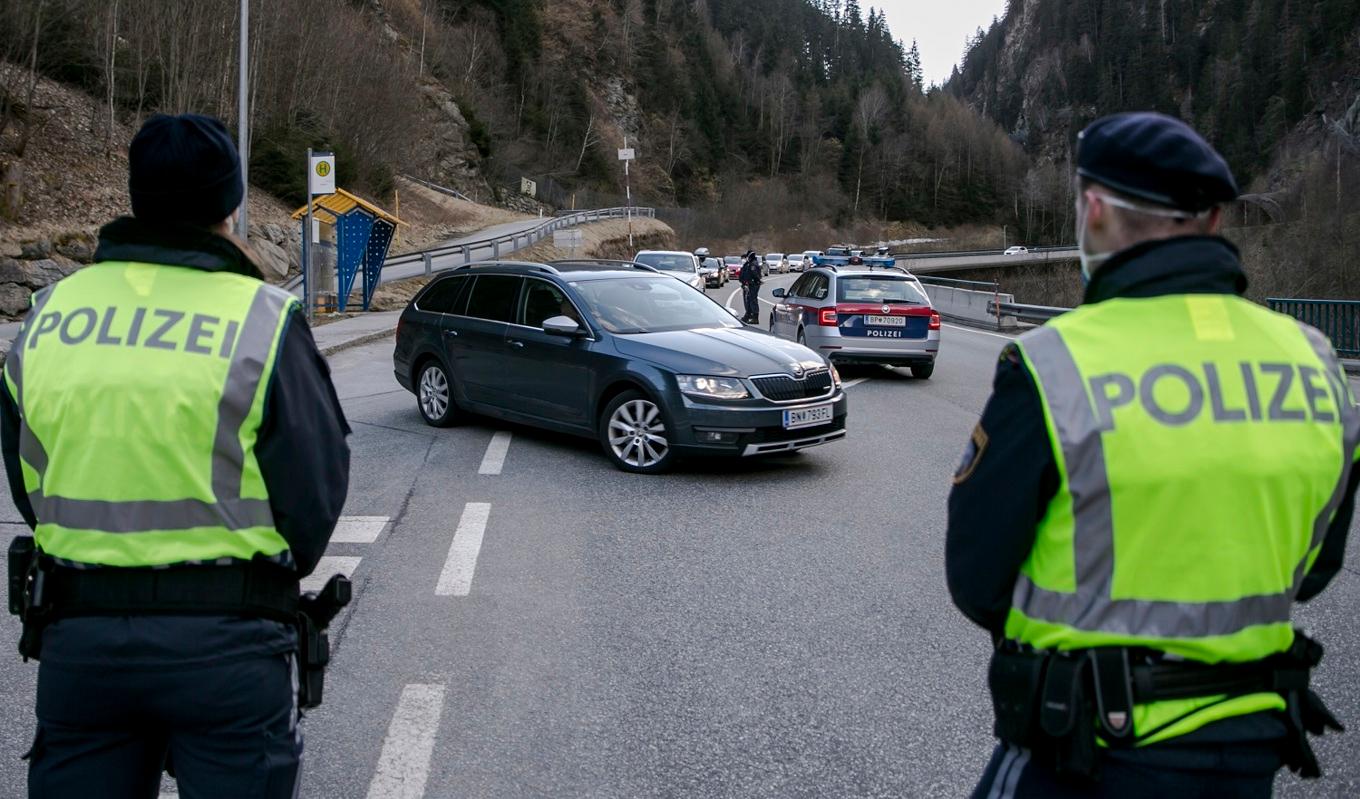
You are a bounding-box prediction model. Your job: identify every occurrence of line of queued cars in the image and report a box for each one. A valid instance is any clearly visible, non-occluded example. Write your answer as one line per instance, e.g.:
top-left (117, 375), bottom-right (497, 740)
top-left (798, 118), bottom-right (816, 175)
top-left (392, 241), bottom-right (941, 474)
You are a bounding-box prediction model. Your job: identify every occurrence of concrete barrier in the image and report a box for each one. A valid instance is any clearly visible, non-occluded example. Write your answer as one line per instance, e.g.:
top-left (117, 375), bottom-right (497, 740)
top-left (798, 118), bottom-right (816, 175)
top-left (924, 284), bottom-right (1018, 330)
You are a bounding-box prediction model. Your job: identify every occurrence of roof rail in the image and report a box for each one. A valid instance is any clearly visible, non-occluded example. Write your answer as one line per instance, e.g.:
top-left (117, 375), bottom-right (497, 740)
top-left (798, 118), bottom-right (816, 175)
top-left (548, 258), bottom-right (662, 275)
top-left (453, 260), bottom-right (560, 275)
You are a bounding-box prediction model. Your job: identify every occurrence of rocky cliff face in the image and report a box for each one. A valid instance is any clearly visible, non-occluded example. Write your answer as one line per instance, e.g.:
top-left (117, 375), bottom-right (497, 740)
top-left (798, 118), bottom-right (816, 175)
top-left (948, 0), bottom-right (1360, 187)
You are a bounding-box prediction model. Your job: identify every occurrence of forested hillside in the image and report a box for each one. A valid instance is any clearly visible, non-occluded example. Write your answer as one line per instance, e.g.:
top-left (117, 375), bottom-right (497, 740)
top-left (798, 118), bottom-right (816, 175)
top-left (949, 0), bottom-right (1360, 181)
top-left (0, 0), bottom-right (1031, 235)
top-left (946, 0), bottom-right (1360, 299)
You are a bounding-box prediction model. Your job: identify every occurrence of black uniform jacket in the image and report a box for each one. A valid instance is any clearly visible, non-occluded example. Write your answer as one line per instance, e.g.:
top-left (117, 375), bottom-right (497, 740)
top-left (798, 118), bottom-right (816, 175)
top-left (946, 236), bottom-right (1358, 637)
top-left (740, 258), bottom-right (762, 287)
top-left (0, 217), bottom-right (352, 668)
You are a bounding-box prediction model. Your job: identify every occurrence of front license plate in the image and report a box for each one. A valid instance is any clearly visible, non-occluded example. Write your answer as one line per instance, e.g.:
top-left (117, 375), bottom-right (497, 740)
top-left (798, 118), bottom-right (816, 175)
top-left (783, 403), bottom-right (834, 430)
top-left (864, 315), bottom-right (906, 327)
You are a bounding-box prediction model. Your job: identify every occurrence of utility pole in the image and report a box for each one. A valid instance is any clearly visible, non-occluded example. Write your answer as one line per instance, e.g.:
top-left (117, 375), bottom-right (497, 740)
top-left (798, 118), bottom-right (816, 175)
top-left (303, 147), bottom-right (313, 320)
top-left (236, 0), bottom-right (249, 237)
top-left (623, 135), bottom-right (633, 250)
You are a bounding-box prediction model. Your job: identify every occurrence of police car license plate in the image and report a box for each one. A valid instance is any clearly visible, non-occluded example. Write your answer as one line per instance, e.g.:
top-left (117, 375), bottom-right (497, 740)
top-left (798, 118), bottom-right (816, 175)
top-left (783, 403), bottom-right (834, 430)
top-left (864, 315), bottom-right (905, 327)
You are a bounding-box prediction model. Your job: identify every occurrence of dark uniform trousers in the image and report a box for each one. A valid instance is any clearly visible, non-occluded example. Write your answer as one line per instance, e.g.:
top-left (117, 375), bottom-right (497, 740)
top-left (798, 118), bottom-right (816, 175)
top-left (28, 654), bottom-right (302, 799)
top-left (743, 282), bottom-right (761, 322)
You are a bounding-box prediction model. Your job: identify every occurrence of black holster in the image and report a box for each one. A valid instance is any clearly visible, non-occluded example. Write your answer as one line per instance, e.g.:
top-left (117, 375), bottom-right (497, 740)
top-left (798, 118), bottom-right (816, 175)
top-left (988, 646), bottom-right (1101, 779)
top-left (295, 574), bottom-right (352, 710)
top-left (7, 536), bottom-right (42, 660)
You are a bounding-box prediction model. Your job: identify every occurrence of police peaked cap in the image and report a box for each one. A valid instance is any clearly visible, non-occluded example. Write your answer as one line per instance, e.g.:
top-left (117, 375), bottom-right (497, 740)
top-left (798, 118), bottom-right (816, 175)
top-left (1076, 112), bottom-right (1238, 213)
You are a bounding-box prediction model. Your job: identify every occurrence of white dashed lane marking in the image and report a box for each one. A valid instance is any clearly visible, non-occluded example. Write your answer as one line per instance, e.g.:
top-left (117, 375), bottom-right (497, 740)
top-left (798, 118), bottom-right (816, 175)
top-left (365, 683), bottom-right (447, 799)
top-left (302, 555), bottom-right (362, 592)
top-left (435, 503), bottom-right (491, 597)
top-left (329, 515), bottom-right (390, 543)
top-left (477, 431), bottom-right (512, 475)
top-left (842, 377), bottom-right (869, 389)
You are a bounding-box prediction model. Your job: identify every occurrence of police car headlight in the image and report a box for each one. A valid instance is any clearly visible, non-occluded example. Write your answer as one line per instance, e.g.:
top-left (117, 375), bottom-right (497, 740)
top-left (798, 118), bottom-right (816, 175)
top-left (677, 375), bottom-right (750, 400)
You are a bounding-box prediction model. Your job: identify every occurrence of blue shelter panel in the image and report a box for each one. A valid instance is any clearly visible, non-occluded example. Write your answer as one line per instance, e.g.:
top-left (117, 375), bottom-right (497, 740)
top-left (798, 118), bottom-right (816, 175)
top-left (335, 210), bottom-right (374, 312)
top-left (364, 219), bottom-right (397, 310)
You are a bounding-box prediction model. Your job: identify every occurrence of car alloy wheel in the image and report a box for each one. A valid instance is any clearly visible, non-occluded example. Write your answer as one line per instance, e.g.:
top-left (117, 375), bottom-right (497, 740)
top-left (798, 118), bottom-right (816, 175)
top-left (418, 361), bottom-right (457, 427)
top-left (601, 391), bottom-right (674, 473)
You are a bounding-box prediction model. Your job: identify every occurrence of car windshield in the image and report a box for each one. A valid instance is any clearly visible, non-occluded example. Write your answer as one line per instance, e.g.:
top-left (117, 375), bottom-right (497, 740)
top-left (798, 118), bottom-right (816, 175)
top-left (571, 276), bottom-right (741, 334)
top-left (836, 276), bottom-right (929, 304)
top-left (634, 253), bottom-right (695, 273)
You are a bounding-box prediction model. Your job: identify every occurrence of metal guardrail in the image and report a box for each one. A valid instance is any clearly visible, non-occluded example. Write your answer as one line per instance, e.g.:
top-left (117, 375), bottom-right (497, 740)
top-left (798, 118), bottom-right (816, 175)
top-left (1267, 298), bottom-right (1360, 357)
top-left (893, 245), bottom-right (1076, 260)
top-left (917, 274), bottom-right (1000, 290)
top-left (988, 300), bottom-right (1070, 323)
top-left (401, 174), bottom-right (473, 202)
top-left (282, 206), bottom-right (656, 291)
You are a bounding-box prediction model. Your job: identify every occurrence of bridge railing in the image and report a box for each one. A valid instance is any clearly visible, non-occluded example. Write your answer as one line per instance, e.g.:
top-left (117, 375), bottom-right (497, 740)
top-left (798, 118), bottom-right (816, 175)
top-left (283, 206), bottom-right (656, 292)
top-left (1267, 298), bottom-right (1360, 357)
top-left (917, 274), bottom-right (1000, 290)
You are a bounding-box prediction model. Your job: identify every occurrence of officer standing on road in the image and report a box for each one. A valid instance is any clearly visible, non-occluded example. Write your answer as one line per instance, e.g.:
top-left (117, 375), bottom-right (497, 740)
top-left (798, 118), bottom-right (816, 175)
top-left (2, 114), bottom-right (351, 797)
top-left (947, 112), bottom-right (1358, 797)
top-left (739, 249), bottom-right (762, 324)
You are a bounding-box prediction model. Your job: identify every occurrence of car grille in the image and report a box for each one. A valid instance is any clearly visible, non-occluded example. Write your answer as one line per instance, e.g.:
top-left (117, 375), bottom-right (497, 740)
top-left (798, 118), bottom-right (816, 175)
top-left (751, 370), bottom-right (834, 403)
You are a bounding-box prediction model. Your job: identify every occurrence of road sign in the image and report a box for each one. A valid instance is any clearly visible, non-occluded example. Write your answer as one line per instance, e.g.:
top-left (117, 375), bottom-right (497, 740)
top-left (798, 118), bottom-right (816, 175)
top-left (553, 229), bottom-right (584, 248)
top-left (310, 152), bottom-right (336, 195)
top-left (520, 177), bottom-right (537, 197)
top-left (617, 147), bottom-right (635, 161)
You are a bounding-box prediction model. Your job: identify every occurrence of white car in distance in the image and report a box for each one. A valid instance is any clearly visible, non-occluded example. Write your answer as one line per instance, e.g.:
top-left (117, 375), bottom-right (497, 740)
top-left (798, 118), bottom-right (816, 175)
top-left (1003, 245), bottom-right (1029, 256)
top-left (764, 253), bottom-right (788, 274)
top-left (633, 250), bottom-right (707, 291)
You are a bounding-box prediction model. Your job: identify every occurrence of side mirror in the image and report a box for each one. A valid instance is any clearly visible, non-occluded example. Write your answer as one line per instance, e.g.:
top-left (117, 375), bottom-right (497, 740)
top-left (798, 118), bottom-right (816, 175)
top-left (542, 315), bottom-right (583, 337)
top-left (771, 288), bottom-right (786, 298)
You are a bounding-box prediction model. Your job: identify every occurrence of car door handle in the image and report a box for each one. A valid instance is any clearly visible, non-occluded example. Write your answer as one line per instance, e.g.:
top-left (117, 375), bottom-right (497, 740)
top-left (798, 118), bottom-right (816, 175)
top-left (508, 340), bottom-right (524, 349)
top-left (443, 329), bottom-right (458, 337)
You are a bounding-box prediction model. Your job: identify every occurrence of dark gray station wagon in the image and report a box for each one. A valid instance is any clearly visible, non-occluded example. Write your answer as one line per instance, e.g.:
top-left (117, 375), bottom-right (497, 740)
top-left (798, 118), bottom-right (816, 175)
top-left (393, 261), bottom-right (848, 473)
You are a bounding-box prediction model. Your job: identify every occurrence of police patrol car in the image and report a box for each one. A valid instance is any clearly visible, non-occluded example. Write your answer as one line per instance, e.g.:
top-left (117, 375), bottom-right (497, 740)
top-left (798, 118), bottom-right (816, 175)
top-left (768, 266), bottom-right (941, 379)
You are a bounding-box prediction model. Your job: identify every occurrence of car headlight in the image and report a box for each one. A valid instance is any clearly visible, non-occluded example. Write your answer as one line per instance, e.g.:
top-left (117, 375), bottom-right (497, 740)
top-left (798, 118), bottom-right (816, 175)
top-left (829, 363), bottom-right (842, 387)
top-left (677, 375), bottom-right (750, 400)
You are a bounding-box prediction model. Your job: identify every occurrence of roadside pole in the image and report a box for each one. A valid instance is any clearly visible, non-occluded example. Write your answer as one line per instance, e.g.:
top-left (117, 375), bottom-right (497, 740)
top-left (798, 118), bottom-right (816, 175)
top-left (236, 0), bottom-right (249, 236)
top-left (303, 147), bottom-right (312, 320)
top-left (619, 140), bottom-right (635, 250)
top-left (303, 150), bottom-right (336, 320)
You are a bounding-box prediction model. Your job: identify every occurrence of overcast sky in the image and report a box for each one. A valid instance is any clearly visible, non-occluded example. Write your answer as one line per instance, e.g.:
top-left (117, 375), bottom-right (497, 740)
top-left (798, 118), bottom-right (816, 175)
top-left (872, 1), bottom-right (1010, 88)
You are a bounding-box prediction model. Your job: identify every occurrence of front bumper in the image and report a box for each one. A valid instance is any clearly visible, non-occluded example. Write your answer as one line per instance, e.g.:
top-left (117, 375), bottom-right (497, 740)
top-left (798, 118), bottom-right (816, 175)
top-left (670, 391), bottom-right (848, 457)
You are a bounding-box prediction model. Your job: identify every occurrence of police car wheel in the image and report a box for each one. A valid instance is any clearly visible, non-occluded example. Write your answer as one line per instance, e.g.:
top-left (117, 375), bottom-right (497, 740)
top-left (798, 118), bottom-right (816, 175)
top-left (417, 360), bottom-right (458, 427)
top-left (911, 363), bottom-right (934, 380)
top-left (600, 390), bottom-right (675, 474)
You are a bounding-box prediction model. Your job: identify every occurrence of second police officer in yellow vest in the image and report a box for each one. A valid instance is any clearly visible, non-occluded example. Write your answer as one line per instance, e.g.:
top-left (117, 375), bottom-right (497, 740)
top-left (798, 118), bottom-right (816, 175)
top-left (948, 112), bottom-right (1357, 797)
top-left (2, 114), bottom-right (351, 798)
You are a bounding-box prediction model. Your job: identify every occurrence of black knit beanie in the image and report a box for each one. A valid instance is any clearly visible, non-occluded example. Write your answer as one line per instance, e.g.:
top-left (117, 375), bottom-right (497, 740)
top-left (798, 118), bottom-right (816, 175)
top-left (128, 114), bottom-right (243, 227)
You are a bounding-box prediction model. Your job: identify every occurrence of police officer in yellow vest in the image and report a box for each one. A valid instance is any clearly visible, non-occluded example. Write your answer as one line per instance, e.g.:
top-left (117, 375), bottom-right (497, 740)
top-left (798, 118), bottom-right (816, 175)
top-left (2, 115), bottom-right (350, 797)
top-left (947, 112), bottom-right (1358, 797)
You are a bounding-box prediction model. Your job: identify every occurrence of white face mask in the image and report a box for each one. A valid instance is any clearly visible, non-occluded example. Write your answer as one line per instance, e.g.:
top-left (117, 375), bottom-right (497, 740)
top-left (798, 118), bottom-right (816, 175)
top-left (1076, 193), bottom-right (1208, 285)
top-left (1076, 199), bottom-right (1113, 285)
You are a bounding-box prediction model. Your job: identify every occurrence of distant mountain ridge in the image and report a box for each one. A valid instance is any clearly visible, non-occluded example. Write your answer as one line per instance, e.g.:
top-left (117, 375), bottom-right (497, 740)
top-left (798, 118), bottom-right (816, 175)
top-left (946, 0), bottom-right (1360, 187)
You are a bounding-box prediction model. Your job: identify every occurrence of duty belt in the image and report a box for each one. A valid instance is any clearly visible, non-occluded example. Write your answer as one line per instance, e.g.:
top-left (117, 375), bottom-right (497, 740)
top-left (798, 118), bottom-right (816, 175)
top-left (988, 633), bottom-right (1343, 780)
top-left (34, 560), bottom-right (299, 622)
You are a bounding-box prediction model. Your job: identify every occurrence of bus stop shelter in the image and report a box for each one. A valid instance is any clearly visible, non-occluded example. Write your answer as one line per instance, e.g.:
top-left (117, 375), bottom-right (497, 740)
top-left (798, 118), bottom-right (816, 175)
top-left (291, 188), bottom-right (406, 312)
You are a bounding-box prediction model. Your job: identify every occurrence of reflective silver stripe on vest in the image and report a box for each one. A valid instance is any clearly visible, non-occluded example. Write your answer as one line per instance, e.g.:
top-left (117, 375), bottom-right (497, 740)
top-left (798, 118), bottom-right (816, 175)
top-left (8, 287), bottom-right (56, 481)
top-left (212, 285), bottom-right (293, 501)
top-left (1011, 324), bottom-right (1295, 639)
top-left (28, 492), bottom-right (275, 532)
top-left (22, 283), bottom-right (292, 534)
top-left (1291, 322), bottom-right (1360, 590)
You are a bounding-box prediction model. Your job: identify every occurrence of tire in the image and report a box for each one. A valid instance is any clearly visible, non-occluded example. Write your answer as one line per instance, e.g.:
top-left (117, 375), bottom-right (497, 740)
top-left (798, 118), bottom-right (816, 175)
top-left (912, 363), bottom-right (935, 380)
top-left (416, 359), bottom-right (458, 427)
top-left (599, 390), bottom-right (676, 474)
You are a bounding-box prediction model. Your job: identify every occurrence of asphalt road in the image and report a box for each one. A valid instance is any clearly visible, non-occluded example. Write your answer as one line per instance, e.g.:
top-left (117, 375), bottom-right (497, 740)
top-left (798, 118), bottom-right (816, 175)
top-left (0, 273), bottom-right (1356, 797)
